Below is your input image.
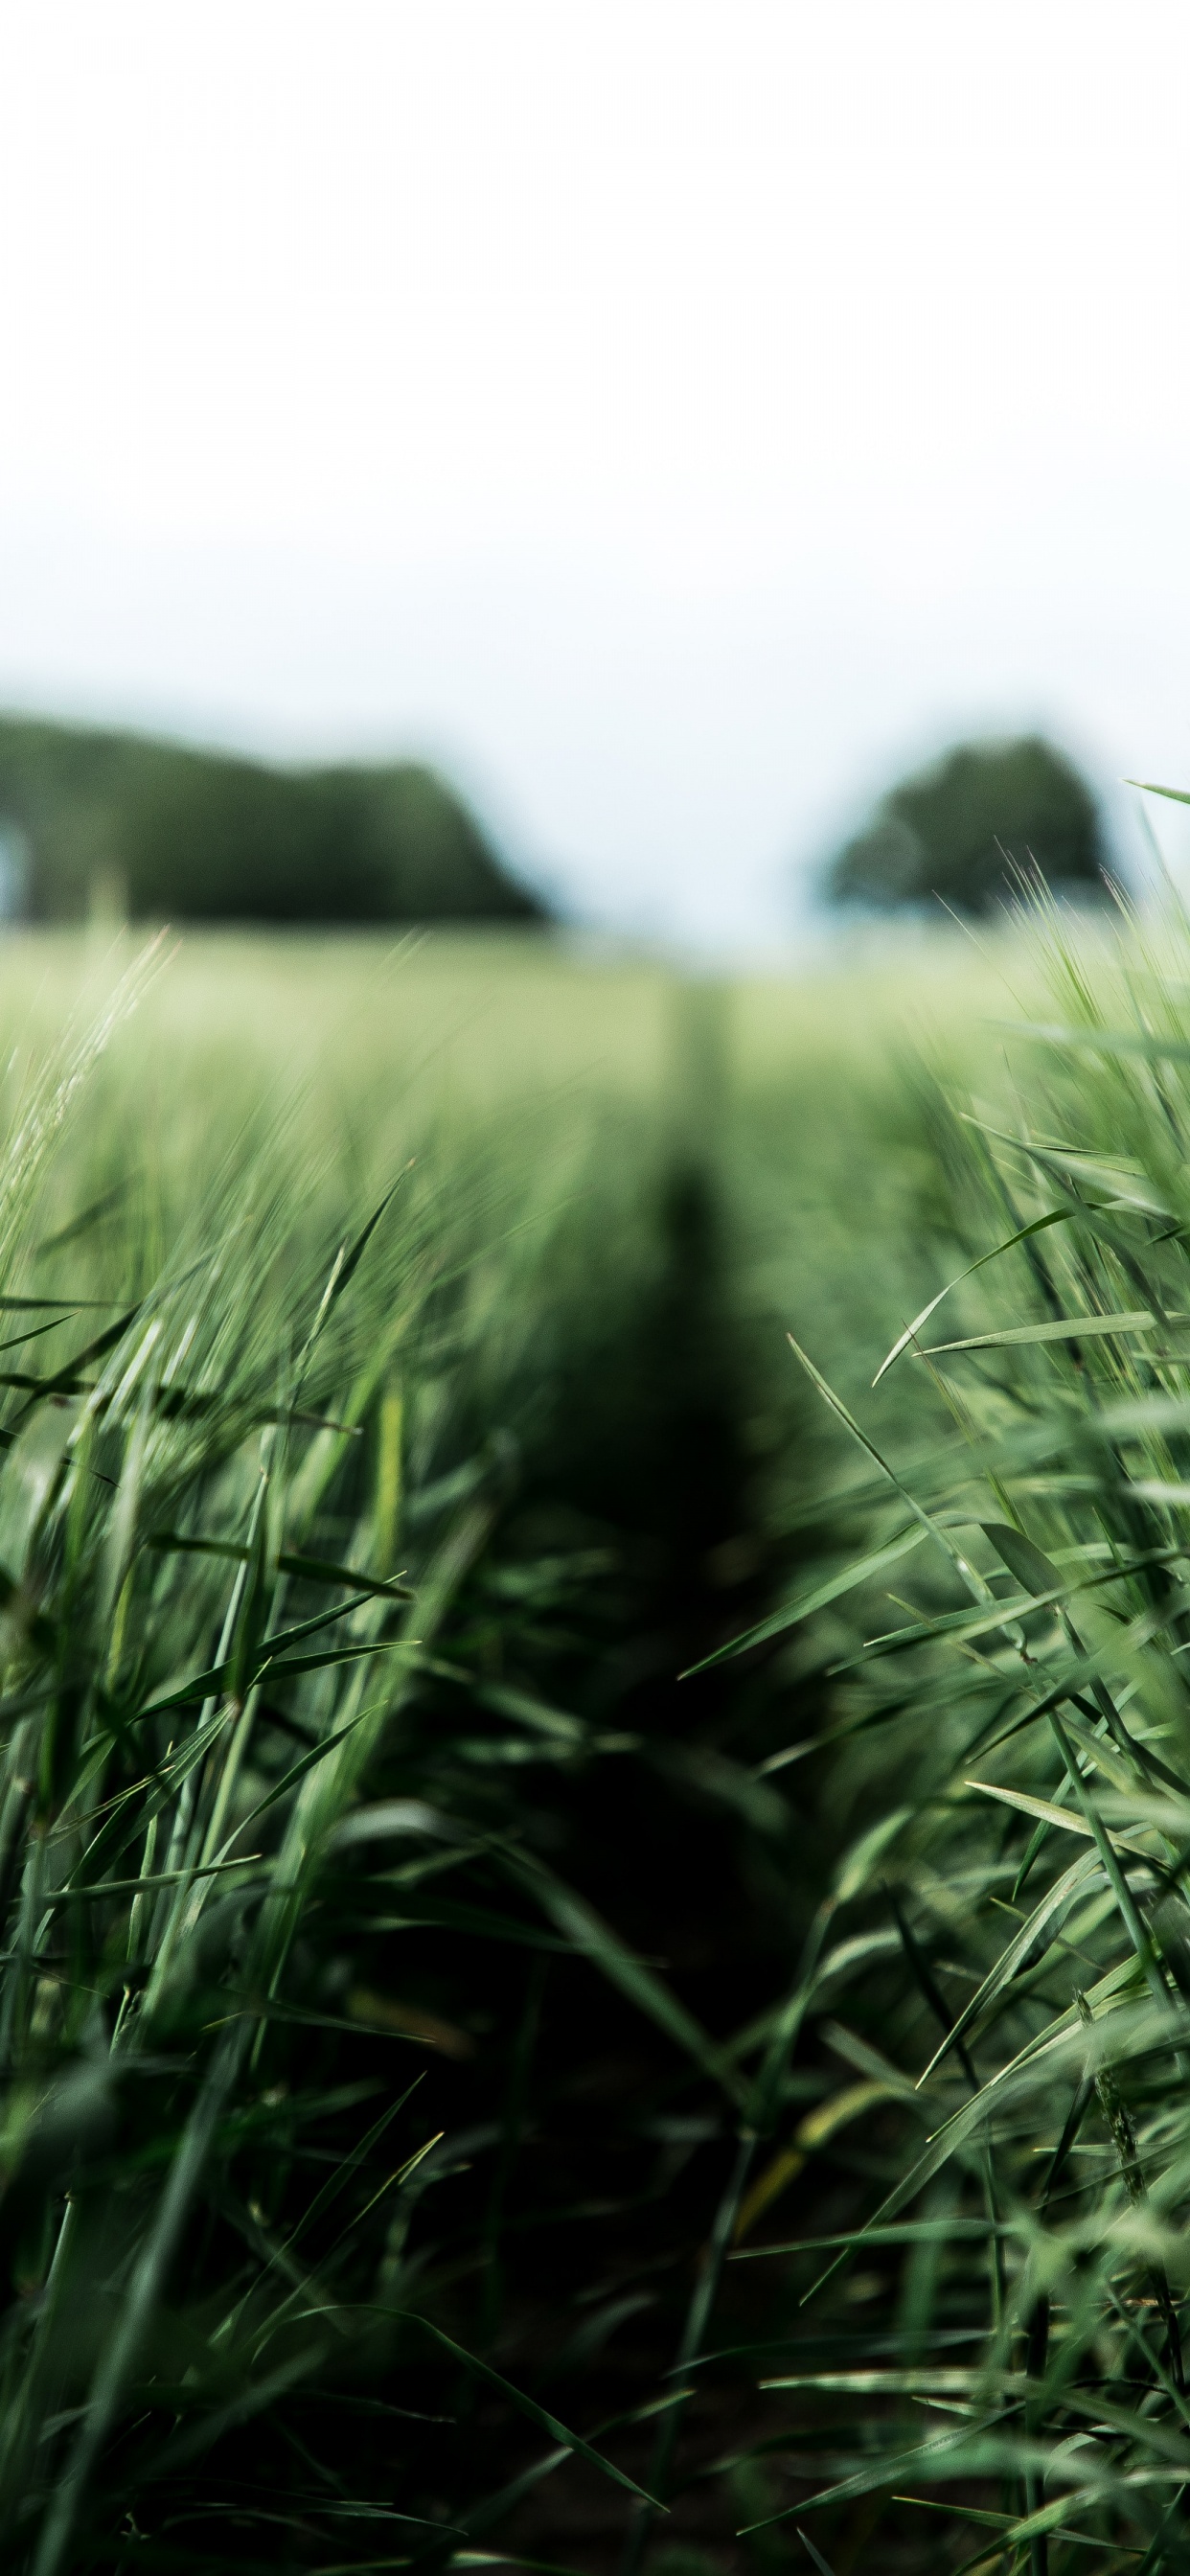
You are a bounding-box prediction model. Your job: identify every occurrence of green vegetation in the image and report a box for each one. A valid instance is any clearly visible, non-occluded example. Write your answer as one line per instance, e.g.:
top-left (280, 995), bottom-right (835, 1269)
top-left (0, 717), bottom-right (546, 924)
top-left (827, 733), bottom-right (1109, 913)
top-left (3, 904), bottom-right (1190, 2572)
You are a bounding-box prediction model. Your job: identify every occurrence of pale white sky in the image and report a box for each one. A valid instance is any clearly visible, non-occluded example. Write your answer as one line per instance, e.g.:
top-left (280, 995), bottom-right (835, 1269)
top-left (2, 0), bottom-right (1189, 940)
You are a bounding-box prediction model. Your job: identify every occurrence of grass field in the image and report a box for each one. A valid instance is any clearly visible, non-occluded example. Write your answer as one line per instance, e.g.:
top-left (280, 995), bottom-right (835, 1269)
top-left (0, 910), bottom-right (1184, 2574)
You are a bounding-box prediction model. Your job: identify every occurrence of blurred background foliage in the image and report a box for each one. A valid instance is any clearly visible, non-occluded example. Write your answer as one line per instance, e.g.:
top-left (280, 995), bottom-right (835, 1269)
top-left (0, 716), bottom-right (547, 926)
top-left (0, 711), bottom-right (1121, 934)
top-left (826, 731), bottom-right (1109, 914)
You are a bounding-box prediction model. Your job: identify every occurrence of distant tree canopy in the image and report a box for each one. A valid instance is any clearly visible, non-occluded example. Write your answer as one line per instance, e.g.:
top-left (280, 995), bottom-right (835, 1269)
top-left (0, 716), bottom-right (548, 926)
top-left (826, 734), bottom-right (1109, 915)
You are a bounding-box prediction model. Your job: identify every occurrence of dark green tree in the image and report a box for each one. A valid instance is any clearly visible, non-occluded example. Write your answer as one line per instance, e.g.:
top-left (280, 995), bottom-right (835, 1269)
top-left (826, 733), bottom-right (1110, 914)
top-left (0, 715), bottom-right (548, 925)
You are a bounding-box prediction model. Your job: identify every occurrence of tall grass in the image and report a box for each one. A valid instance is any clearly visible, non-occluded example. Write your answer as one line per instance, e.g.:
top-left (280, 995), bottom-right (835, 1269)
top-left (721, 893), bottom-right (1190, 2570)
top-left (0, 933), bottom-right (865, 2571)
top-left (0, 916), bottom-right (1088, 2572)
top-left (0, 949), bottom-right (490, 2571)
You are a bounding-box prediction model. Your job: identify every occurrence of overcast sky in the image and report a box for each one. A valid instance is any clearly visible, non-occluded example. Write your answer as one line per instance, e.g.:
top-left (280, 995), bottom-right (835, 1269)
top-left (2, 0), bottom-right (1189, 942)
